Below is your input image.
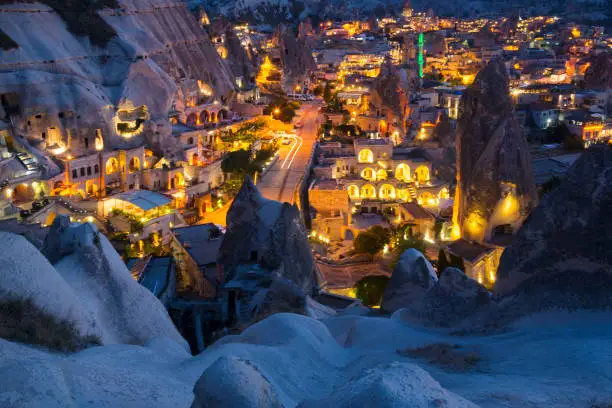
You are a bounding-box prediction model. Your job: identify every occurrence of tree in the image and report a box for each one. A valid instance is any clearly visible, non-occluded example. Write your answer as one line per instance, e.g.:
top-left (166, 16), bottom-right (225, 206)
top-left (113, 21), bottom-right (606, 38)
top-left (354, 231), bottom-right (384, 255)
top-left (221, 149), bottom-right (254, 174)
top-left (437, 248), bottom-right (449, 277)
top-left (323, 82), bottom-right (333, 103)
top-left (354, 275), bottom-right (389, 307)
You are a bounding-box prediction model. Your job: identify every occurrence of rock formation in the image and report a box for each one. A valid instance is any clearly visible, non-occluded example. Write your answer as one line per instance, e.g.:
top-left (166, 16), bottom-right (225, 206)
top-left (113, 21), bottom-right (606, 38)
top-left (0, 215), bottom-right (187, 348)
top-left (395, 267), bottom-right (492, 327)
top-left (370, 56), bottom-right (411, 132)
top-left (218, 176), bottom-right (317, 295)
top-left (0, 0), bottom-right (236, 158)
top-left (277, 25), bottom-right (316, 93)
top-left (432, 111), bottom-right (457, 182)
top-left (208, 15), bottom-right (258, 86)
top-left (298, 361), bottom-right (478, 408)
top-left (381, 249), bottom-right (437, 312)
top-left (453, 58), bottom-right (538, 243)
top-left (191, 356), bottom-right (282, 408)
top-left (583, 52), bottom-right (612, 90)
top-left (495, 145), bottom-right (612, 310)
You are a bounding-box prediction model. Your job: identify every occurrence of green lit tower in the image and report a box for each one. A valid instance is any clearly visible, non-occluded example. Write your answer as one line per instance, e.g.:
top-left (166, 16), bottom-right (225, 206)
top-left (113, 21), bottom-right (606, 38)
top-left (417, 32), bottom-right (424, 79)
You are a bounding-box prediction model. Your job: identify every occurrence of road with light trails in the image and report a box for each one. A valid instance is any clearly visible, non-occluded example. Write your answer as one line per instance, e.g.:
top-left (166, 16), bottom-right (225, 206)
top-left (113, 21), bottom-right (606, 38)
top-left (257, 103), bottom-right (320, 205)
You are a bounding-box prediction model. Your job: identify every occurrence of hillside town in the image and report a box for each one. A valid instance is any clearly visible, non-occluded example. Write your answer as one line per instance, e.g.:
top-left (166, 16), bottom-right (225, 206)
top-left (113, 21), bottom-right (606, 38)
top-left (0, 0), bottom-right (612, 406)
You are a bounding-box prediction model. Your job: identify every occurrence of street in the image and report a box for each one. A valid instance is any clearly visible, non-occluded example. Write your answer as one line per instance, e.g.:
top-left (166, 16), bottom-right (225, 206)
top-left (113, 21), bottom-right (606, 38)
top-left (257, 103), bottom-right (320, 204)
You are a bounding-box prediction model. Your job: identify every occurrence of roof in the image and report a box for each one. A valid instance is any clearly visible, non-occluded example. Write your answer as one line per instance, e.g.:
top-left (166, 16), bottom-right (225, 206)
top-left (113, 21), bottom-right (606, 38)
top-left (399, 202), bottom-right (435, 220)
top-left (354, 138), bottom-right (390, 146)
top-left (446, 239), bottom-right (495, 263)
top-left (138, 257), bottom-right (173, 297)
top-left (116, 190), bottom-right (172, 211)
top-left (173, 223), bottom-right (223, 268)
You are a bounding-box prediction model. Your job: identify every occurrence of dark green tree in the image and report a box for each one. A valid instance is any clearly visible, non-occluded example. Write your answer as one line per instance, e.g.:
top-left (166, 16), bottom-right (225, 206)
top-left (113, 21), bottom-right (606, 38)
top-left (354, 231), bottom-right (384, 255)
top-left (354, 275), bottom-right (389, 307)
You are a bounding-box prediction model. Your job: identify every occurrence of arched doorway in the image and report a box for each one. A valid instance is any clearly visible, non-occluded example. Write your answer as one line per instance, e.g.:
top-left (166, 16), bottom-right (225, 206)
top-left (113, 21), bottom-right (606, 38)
top-left (376, 169), bottom-right (387, 180)
top-left (348, 184), bottom-right (360, 199)
top-left (218, 109), bottom-right (228, 121)
top-left (415, 165), bottom-right (430, 184)
top-left (129, 157), bottom-right (141, 173)
top-left (191, 153), bottom-right (199, 166)
top-left (186, 113), bottom-right (198, 126)
top-left (395, 163), bottom-right (411, 181)
top-left (106, 157), bottom-right (119, 175)
top-left (200, 111), bottom-right (210, 124)
top-left (173, 172), bottom-right (185, 188)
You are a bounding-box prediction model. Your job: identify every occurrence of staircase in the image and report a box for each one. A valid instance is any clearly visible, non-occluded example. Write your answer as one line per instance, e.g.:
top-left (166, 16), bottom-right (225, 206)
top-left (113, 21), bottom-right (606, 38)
top-left (407, 183), bottom-right (418, 201)
top-left (15, 152), bottom-right (38, 172)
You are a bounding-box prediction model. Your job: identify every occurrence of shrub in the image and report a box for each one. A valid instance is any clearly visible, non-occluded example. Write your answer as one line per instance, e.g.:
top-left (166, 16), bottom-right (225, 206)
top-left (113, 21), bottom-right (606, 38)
top-left (354, 231), bottom-right (384, 255)
top-left (0, 297), bottom-right (101, 353)
top-left (354, 275), bottom-right (389, 307)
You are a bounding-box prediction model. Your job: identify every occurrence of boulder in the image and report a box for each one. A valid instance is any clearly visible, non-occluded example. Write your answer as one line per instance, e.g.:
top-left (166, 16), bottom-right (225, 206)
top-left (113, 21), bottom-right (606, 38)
top-left (381, 249), bottom-right (437, 312)
top-left (496, 145), bottom-right (612, 311)
top-left (191, 356), bottom-right (282, 408)
top-left (218, 176), bottom-right (317, 295)
top-left (403, 267), bottom-right (492, 326)
top-left (297, 361), bottom-right (478, 408)
top-left (453, 58), bottom-right (538, 243)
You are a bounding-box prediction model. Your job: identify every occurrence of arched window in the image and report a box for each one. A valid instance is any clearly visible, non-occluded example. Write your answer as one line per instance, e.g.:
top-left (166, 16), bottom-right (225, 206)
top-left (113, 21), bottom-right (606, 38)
top-left (358, 149), bottom-right (374, 163)
top-left (106, 157), bottom-right (119, 175)
top-left (439, 187), bottom-right (450, 200)
top-left (360, 184), bottom-right (376, 199)
top-left (395, 163), bottom-right (411, 181)
top-left (379, 184), bottom-right (396, 200)
top-left (376, 169), bottom-right (387, 180)
top-left (348, 185), bottom-right (360, 199)
top-left (200, 111), bottom-right (210, 124)
top-left (187, 137), bottom-right (194, 145)
top-left (129, 157), bottom-right (141, 173)
top-left (360, 167), bottom-right (375, 181)
top-left (415, 165), bottom-right (430, 184)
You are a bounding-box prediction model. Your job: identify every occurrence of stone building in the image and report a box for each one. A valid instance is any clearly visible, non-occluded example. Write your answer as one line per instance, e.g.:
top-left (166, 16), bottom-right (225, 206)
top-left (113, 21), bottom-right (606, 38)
top-left (310, 138), bottom-right (450, 240)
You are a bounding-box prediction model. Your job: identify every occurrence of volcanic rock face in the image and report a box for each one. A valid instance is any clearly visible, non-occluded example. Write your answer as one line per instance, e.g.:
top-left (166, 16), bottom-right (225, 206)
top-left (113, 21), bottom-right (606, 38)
top-left (0, 215), bottom-right (186, 348)
top-left (397, 267), bottom-right (492, 327)
top-left (453, 58), bottom-right (537, 243)
top-left (277, 25), bottom-right (316, 93)
top-left (583, 52), bottom-right (612, 90)
top-left (218, 177), bottom-right (317, 295)
top-left (496, 145), bottom-right (612, 309)
top-left (381, 249), bottom-right (437, 312)
top-left (0, 0), bottom-right (235, 157)
top-left (208, 15), bottom-right (257, 86)
top-left (191, 356), bottom-right (282, 408)
top-left (370, 57), bottom-right (410, 131)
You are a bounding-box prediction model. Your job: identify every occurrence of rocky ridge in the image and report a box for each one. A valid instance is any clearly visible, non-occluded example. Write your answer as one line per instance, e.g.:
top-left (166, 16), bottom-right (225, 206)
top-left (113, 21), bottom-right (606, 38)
top-left (453, 57), bottom-right (538, 243)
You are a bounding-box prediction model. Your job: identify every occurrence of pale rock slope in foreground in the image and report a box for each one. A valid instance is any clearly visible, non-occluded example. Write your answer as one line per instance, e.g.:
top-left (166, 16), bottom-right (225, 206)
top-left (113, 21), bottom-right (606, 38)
top-left (0, 215), bottom-right (186, 347)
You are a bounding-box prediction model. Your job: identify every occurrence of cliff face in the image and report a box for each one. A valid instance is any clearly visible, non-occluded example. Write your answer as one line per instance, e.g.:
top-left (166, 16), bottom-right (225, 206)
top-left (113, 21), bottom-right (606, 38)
top-left (583, 52), bottom-right (612, 90)
top-left (0, 0), bottom-right (235, 156)
top-left (0, 215), bottom-right (187, 348)
top-left (218, 177), bottom-right (317, 295)
top-left (370, 57), bottom-right (410, 131)
top-left (495, 145), bottom-right (612, 309)
top-left (277, 25), bottom-right (315, 93)
top-left (208, 15), bottom-right (257, 85)
top-left (453, 58), bottom-right (537, 243)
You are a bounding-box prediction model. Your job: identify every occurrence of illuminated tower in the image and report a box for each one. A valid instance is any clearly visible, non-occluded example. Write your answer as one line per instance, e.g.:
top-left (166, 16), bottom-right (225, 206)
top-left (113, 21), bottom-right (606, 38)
top-left (417, 32), bottom-right (424, 80)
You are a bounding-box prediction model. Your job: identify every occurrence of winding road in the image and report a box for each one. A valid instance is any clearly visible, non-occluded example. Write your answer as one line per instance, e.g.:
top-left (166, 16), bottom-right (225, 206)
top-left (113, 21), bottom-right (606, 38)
top-left (257, 103), bottom-right (320, 205)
